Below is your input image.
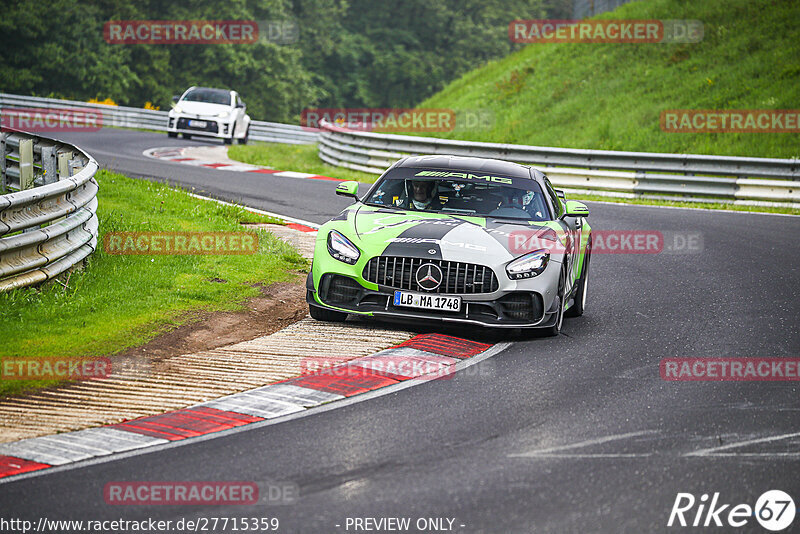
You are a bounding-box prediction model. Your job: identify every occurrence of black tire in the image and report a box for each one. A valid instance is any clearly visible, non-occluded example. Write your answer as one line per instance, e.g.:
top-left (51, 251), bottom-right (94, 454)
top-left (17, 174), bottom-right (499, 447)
top-left (542, 269), bottom-right (566, 337)
top-left (309, 304), bottom-right (348, 322)
top-left (237, 126), bottom-right (249, 145)
top-left (168, 132), bottom-right (178, 138)
top-left (224, 125), bottom-right (235, 145)
top-left (183, 133), bottom-right (192, 139)
top-left (565, 237), bottom-right (591, 318)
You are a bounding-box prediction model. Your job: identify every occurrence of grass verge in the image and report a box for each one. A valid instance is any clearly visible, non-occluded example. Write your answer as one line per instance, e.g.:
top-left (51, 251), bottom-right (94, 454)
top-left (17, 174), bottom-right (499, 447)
top-left (0, 170), bottom-right (307, 397)
top-left (228, 142), bottom-right (379, 183)
top-left (416, 0), bottom-right (800, 159)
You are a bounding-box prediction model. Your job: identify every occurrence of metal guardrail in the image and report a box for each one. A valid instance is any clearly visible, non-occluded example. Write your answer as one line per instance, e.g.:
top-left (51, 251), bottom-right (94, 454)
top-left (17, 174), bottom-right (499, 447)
top-left (0, 130), bottom-right (99, 292)
top-left (0, 93), bottom-right (319, 145)
top-left (317, 121), bottom-right (800, 207)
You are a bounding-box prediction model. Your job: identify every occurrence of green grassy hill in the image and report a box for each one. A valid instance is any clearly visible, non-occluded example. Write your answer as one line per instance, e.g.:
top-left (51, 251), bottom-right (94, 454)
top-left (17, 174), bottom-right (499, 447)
top-left (417, 0), bottom-right (800, 158)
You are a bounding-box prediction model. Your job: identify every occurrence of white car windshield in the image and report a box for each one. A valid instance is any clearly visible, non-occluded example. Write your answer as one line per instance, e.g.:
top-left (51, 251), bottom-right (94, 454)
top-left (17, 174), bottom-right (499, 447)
top-left (182, 88), bottom-right (232, 106)
top-left (364, 170), bottom-right (552, 221)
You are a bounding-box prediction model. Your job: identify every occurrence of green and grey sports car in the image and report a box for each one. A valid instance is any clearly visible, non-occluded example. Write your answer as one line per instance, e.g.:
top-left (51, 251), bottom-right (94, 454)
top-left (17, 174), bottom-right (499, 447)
top-left (306, 155), bottom-right (592, 335)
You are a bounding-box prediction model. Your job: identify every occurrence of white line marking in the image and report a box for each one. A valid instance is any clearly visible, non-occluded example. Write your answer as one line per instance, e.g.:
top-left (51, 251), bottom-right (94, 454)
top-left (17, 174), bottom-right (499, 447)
top-left (0, 343), bottom-right (512, 484)
top-left (582, 198), bottom-right (799, 218)
top-left (185, 192), bottom-right (320, 229)
top-left (272, 171), bottom-right (316, 179)
top-left (212, 164), bottom-right (260, 172)
top-left (508, 430), bottom-right (658, 458)
top-left (685, 431), bottom-right (800, 457)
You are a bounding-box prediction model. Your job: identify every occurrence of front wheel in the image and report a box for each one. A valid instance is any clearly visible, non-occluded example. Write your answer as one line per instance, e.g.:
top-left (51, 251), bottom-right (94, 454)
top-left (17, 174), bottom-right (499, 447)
top-left (565, 237), bottom-right (591, 318)
top-left (167, 132), bottom-right (177, 138)
top-left (542, 270), bottom-right (566, 337)
top-left (309, 304), bottom-right (348, 322)
top-left (183, 133), bottom-right (192, 139)
top-left (237, 126), bottom-right (249, 145)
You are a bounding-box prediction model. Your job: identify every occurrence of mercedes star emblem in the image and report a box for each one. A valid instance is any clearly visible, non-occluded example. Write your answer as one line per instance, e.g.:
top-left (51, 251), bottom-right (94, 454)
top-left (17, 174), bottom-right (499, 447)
top-left (416, 263), bottom-right (443, 291)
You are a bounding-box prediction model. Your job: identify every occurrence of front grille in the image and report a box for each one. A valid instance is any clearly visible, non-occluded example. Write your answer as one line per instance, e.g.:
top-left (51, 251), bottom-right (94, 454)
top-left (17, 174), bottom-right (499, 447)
top-left (177, 117), bottom-right (219, 133)
top-left (363, 256), bottom-right (498, 294)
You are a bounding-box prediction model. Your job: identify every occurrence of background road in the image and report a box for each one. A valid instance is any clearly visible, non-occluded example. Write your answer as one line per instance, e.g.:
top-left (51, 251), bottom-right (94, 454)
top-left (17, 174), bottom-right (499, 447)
top-left (57, 130), bottom-right (355, 224)
top-left (2, 130), bottom-right (799, 533)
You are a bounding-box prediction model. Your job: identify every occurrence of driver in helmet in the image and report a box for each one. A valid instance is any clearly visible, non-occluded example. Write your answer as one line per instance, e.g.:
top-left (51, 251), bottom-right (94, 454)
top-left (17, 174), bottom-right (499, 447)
top-left (407, 180), bottom-right (443, 211)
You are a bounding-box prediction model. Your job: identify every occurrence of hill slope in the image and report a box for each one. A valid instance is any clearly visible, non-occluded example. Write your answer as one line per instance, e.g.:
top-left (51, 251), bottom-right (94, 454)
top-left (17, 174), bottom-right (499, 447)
top-left (418, 0), bottom-right (800, 158)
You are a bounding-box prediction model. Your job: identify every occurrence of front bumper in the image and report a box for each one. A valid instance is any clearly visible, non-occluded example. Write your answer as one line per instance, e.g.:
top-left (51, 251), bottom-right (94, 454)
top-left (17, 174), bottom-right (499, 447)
top-left (167, 115), bottom-right (233, 139)
top-left (307, 272), bottom-right (561, 329)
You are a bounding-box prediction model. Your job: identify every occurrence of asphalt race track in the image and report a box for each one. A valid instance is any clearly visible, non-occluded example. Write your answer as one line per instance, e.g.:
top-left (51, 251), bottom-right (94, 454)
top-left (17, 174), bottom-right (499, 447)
top-left (56, 130), bottom-right (355, 224)
top-left (2, 130), bottom-right (798, 533)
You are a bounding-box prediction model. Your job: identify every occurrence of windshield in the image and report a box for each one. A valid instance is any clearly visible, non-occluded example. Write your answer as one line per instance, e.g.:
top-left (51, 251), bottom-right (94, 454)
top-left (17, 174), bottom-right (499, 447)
top-left (364, 168), bottom-right (551, 221)
top-left (181, 88), bottom-right (232, 106)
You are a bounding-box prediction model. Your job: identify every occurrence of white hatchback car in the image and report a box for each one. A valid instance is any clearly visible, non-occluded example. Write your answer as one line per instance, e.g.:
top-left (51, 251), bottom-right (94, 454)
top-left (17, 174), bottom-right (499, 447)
top-left (167, 87), bottom-right (251, 144)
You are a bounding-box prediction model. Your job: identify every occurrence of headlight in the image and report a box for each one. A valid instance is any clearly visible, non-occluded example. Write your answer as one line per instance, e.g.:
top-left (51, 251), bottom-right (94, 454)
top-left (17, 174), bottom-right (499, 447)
top-left (327, 230), bottom-right (360, 265)
top-left (506, 249), bottom-right (549, 280)
top-left (216, 111), bottom-right (230, 118)
top-left (172, 106), bottom-right (183, 114)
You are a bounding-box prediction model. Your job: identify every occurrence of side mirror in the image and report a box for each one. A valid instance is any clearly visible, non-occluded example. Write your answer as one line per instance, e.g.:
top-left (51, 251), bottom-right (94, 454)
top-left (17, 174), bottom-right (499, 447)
top-left (171, 95), bottom-right (180, 103)
top-left (563, 200), bottom-right (589, 218)
top-left (237, 102), bottom-right (245, 108)
top-left (335, 181), bottom-right (359, 200)
top-left (555, 189), bottom-right (566, 200)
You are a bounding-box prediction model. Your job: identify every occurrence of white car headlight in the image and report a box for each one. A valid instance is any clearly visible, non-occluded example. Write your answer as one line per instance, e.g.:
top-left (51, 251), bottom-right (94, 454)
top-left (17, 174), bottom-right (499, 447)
top-left (327, 230), bottom-right (360, 265)
top-left (506, 249), bottom-right (549, 280)
top-left (172, 106), bottom-right (183, 114)
top-left (216, 111), bottom-right (230, 118)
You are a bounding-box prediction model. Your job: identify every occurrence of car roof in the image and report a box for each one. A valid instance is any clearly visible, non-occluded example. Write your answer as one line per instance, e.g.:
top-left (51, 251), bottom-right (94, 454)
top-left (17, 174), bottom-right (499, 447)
top-left (395, 155), bottom-right (539, 180)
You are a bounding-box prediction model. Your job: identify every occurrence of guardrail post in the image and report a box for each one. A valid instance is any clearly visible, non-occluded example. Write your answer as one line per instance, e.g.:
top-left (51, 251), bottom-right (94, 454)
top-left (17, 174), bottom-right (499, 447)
top-left (58, 150), bottom-right (73, 178)
top-left (0, 132), bottom-right (7, 193)
top-left (19, 138), bottom-right (34, 190)
top-left (41, 145), bottom-right (58, 184)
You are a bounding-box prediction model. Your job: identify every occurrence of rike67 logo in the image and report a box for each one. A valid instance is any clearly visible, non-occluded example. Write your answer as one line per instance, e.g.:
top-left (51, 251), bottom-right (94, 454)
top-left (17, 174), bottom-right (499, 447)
top-left (668, 490), bottom-right (795, 531)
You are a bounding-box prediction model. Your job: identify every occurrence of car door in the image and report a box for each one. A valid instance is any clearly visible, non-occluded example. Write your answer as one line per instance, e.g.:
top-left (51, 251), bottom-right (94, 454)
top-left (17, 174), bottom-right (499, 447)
top-left (234, 94), bottom-right (246, 135)
top-left (544, 178), bottom-right (580, 296)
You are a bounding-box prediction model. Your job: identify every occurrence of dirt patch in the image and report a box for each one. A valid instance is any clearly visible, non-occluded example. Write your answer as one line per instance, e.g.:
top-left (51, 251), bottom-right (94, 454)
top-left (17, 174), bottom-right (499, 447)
top-left (114, 278), bottom-right (308, 366)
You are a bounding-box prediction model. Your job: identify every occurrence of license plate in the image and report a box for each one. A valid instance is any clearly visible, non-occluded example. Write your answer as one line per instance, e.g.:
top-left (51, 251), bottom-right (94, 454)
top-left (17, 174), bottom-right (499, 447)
top-left (188, 120), bottom-right (207, 128)
top-left (393, 291), bottom-right (461, 312)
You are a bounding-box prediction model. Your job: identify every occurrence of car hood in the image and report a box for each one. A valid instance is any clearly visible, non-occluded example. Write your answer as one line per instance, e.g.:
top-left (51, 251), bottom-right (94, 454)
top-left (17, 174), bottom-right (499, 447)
top-left (172, 101), bottom-right (231, 116)
top-left (344, 205), bottom-right (561, 265)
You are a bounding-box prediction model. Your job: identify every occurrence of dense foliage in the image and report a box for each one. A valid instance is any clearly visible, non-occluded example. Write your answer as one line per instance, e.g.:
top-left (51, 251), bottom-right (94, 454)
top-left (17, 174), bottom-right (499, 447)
top-left (0, 0), bottom-right (569, 122)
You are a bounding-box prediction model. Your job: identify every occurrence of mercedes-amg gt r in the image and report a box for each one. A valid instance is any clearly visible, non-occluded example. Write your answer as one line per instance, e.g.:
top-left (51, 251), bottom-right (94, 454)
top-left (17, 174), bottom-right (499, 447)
top-left (307, 155), bottom-right (592, 335)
